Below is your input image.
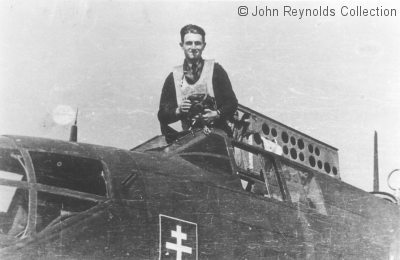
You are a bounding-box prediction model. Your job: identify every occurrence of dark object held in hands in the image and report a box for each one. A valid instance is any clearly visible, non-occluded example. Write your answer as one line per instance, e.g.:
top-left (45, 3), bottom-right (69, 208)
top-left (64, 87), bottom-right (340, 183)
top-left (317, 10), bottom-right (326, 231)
top-left (187, 94), bottom-right (216, 118)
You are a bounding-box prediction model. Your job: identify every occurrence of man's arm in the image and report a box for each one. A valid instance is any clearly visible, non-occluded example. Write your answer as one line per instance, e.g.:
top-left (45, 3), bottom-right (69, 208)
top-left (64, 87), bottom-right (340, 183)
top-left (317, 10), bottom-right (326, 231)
top-left (212, 63), bottom-right (238, 120)
top-left (158, 73), bottom-right (180, 124)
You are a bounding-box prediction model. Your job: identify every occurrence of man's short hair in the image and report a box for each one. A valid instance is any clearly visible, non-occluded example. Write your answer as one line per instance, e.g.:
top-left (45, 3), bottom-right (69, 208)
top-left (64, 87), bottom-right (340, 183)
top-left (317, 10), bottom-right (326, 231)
top-left (180, 24), bottom-right (206, 42)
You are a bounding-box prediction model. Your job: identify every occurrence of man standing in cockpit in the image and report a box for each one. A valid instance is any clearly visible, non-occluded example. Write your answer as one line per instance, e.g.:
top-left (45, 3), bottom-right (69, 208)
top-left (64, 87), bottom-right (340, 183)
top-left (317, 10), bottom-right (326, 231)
top-left (158, 24), bottom-right (238, 141)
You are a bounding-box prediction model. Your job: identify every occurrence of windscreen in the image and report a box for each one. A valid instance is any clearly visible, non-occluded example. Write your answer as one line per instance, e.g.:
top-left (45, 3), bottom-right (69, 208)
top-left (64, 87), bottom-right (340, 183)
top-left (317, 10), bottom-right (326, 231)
top-left (29, 151), bottom-right (107, 232)
top-left (0, 146), bottom-right (109, 245)
top-left (29, 151), bottom-right (106, 196)
top-left (179, 134), bottom-right (233, 175)
top-left (281, 162), bottom-right (327, 215)
top-left (0, 149), bottom-right (28, 239)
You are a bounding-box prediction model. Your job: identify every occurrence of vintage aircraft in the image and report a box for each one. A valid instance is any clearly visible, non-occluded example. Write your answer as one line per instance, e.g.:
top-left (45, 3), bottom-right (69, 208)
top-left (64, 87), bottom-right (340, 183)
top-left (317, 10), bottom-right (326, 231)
top-left (0, 104), bottom-right (399, 259)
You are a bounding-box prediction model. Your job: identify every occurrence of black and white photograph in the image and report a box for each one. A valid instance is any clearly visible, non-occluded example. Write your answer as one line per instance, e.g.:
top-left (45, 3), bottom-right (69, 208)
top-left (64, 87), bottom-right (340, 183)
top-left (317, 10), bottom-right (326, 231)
top-left (0, 1), bottom-right (400, 259)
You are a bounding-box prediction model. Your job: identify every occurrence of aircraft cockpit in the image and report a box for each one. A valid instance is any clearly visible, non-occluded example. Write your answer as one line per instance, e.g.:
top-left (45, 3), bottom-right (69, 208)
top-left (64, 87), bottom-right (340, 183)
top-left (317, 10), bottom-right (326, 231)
top-left (133, 105), bottom-right (331, 216)
top-left (0, 136), bottom-right (108, 248)
top-left (0, 104), bottom-right (398, 259)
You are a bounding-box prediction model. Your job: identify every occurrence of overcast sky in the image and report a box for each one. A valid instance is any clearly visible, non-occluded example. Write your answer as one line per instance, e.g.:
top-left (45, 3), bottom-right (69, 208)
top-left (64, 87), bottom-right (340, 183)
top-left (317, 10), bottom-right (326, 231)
top-left (1, 0), bottom-right (399, 193)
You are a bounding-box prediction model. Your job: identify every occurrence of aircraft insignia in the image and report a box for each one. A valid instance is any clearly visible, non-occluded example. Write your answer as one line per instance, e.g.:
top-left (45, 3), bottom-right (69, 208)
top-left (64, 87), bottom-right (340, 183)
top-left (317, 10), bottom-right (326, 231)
top-left (159, 214), bottom-right (198, 260)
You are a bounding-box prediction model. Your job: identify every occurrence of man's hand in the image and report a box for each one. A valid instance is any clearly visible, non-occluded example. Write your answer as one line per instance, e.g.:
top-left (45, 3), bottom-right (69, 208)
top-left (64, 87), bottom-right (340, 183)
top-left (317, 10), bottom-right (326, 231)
top-left (201, 109), bottom-right (220, 124)
top-left (176, 100), bottom-right (192, 115)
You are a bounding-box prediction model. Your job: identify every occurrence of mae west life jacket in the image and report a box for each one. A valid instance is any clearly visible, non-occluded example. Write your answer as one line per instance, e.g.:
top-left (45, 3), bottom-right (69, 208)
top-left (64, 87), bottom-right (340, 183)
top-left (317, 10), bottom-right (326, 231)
top-left (172, 59), bottom-right (216, 130)
top-left (172, 59), bottom-right (215, 106)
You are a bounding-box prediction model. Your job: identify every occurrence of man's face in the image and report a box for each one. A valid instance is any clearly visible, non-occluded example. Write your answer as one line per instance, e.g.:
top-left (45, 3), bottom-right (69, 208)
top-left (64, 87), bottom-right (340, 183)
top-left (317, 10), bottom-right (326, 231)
top-left (180, 33), bottom-right (206, 61)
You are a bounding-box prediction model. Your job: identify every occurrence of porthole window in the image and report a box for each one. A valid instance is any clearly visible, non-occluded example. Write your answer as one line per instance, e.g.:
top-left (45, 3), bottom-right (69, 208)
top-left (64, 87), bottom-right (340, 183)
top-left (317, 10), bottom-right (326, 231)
top-left (309, 156), bottom-right (316, 167)
top-left (262, 123), bottom-right (270, 136)
top-left (281, 132), bottom-right (289, 143)
top-left (290, 136), bottom-right (296, 146)
top-left (324, 162), bottom-right (331, 174)
top-left (308, 144), bottom-right (314, 153)
top-left (271, 128), bottom-right (278, 137)
top-left (317, 160), bottom-right (323, 169)
top-left (290, 148), bottom-right (297, 160)
top-left (297, 139), bottom-right (304, 150)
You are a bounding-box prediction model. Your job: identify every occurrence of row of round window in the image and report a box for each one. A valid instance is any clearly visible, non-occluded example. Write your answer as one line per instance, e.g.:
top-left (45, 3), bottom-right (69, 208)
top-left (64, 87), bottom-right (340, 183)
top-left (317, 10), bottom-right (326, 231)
top-left (262, 123), bottom-right (338, 175)
top-left (282, 145), bottom-right (337, 175)
top-left (262, 123), bottom-right (322, 156)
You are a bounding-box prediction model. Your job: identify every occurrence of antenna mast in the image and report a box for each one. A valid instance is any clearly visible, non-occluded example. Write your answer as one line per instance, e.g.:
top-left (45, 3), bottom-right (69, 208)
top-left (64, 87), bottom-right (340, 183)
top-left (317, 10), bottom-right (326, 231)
top-left (69, 108), bottom-right (78, 142)
top-left (373, 131), bottom-right (379, 192)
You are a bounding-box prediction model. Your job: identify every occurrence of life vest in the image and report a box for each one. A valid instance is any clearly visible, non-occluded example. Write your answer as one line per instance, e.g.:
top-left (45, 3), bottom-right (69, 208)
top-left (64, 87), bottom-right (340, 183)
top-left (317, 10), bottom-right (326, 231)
top-left (172, 59), bottom-right (215, 105)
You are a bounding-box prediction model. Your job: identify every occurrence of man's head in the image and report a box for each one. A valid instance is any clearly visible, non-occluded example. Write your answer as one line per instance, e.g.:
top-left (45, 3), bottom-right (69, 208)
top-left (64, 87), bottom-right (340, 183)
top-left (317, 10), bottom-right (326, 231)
top-left (179, 24), bottom-right (206, 62)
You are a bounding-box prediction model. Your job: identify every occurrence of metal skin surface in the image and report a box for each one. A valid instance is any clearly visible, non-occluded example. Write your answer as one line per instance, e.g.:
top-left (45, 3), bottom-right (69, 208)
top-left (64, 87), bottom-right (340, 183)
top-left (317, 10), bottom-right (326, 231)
top-left (0, 131), bottom-right (399, 260)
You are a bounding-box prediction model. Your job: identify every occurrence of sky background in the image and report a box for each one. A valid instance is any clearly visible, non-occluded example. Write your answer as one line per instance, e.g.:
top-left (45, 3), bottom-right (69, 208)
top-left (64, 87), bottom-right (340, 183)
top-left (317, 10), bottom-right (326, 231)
top-left (0, 0), bottom-right (399, 193)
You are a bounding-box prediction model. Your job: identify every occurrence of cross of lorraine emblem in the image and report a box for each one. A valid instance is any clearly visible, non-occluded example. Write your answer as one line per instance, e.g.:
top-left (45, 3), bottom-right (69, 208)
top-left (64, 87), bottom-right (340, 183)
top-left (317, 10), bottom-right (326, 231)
top-left (159, 214), bottom-right (198, 260)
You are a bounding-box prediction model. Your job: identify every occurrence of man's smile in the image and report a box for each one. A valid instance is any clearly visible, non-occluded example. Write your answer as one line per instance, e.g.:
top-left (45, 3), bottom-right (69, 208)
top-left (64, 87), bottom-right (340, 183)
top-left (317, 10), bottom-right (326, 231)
top-left (181, 33), bottom-right (205, 61)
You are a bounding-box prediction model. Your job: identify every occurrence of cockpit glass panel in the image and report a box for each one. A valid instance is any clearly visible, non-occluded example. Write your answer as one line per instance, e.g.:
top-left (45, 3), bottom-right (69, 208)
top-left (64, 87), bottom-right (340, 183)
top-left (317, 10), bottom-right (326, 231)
top-left (0, 149), bottom-right (26, 176)
top-left (28, 152), bottom-right (107, 232)
top-left (0, 149), bottom-right (28, 240)
top-left (36, 192), bottom-right (96, 232)
top-left (234, 146), bottom-right (283, 201)
top-left (179, 134), bottom-right (232, 174)
top-left (281, 163), bottom-right (327, 215)
top-left (29, 151), bottom-right (106, 196)
top-left (181, 154), bottom-right (232, 174)
top-left (182, 134), bottom-right (228, 156)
